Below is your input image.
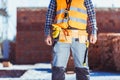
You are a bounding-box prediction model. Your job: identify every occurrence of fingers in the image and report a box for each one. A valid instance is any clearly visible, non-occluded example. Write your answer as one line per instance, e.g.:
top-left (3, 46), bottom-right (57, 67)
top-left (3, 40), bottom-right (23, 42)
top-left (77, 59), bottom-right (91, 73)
top-left (90, 38), bottom-right (96, 44)
top-left (90, 34), bottom-right (97, 44)
top-left (46, 38), bottom-right (52, 46)
top-left (45, 35), bottom-right (52, 46)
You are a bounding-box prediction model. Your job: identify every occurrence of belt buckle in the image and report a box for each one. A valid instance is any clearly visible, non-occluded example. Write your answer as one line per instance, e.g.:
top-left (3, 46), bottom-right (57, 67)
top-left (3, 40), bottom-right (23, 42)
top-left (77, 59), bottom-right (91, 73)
top-left (75, 38), bottom-right (79, 41)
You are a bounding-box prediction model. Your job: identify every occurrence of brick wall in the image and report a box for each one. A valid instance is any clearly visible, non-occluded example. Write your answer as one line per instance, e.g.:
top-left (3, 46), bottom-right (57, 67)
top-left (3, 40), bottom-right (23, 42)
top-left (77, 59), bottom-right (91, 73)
top-left (15, 8), bottom-right (52, 64)
top-left (96, 8), bottom-right (120, 33)
top-left (9, 8), bottom-right (120, 71)
top-left (89, 33), bottom-right (120, 71)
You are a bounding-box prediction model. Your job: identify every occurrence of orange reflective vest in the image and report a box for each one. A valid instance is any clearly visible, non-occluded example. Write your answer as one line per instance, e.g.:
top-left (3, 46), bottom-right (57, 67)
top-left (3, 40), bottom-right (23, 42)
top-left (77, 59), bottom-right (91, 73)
top-left (55, 0), bottom-right (88, 29)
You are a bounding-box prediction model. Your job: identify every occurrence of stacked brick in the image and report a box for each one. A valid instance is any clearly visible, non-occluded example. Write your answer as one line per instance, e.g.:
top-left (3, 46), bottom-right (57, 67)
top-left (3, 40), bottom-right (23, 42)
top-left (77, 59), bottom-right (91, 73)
top-left (96, 8), bottom-right (120, 33)
top-left (9, 42), bottom-right (16, 63)
top-left (89, 33), bottom-right (120, 71)
top-left (112, 35), bottom-right (120, 71)
top-left (16, 8), bottom-right (52, 64)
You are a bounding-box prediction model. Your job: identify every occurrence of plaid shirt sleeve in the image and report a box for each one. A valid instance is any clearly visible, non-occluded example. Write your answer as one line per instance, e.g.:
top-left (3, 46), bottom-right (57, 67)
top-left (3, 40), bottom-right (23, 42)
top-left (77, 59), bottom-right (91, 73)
top-left (84, 0), bottom-right (98, 34)
top-left (44, 0), bottom-right (56, 36)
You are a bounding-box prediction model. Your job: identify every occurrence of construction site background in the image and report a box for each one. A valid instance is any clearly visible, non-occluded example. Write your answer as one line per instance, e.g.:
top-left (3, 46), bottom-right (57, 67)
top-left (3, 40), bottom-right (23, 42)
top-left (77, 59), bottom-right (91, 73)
top-left (3, 7), bottom-right (118, 72)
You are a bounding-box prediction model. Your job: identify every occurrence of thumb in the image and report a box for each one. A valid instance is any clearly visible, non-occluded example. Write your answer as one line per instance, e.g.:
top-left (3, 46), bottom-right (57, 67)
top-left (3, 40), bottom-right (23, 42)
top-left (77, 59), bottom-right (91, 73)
top-left (90, 34), bottom-right (97, 44)
top-left (45, 35), bottom-right (52, 46)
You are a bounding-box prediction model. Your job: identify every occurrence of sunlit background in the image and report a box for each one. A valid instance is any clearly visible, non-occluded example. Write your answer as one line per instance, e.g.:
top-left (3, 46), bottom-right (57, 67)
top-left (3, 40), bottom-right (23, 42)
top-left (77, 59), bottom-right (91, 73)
top-left (16, 0), bottom-right (120, 7)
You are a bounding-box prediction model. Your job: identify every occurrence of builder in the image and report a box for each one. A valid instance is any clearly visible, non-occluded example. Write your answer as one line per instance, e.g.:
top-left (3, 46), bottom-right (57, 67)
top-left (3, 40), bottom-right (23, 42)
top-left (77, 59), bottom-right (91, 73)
top-left (44, 0), bottom-right (98, 80)
top-left (0, 0), bottom-right (12, 67)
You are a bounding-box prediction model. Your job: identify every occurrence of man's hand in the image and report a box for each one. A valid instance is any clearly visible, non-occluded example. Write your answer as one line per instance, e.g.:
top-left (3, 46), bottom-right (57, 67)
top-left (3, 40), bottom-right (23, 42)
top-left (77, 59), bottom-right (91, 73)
top-left (45, 35), bottom-right (52, 46)
top-left (90, 34), bottom-right (97, 44)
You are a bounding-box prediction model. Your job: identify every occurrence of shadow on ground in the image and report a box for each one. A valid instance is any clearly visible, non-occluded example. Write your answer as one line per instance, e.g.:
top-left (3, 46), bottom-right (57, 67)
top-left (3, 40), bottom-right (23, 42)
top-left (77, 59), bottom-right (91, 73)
top-left (0, 70), bottom-right (26, 78)
top-left (34, 68), bottom-right (52, 73)
top-left (90, 71), bottom-right (120, 76)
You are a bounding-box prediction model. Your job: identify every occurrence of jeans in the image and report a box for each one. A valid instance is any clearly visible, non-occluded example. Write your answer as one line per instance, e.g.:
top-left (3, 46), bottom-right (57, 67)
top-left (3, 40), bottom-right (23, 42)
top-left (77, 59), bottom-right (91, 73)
top-left (52, 38), bottom-right (89, 68)
top-left (2, 40), bottom-right (10, 60)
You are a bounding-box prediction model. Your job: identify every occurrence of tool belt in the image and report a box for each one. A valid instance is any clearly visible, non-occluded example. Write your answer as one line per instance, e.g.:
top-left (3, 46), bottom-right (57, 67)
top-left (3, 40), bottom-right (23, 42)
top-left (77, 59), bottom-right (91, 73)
top-left (52, 23), bottom-right (88, 43)
top-left (58, 29), bottom-right (88, 43)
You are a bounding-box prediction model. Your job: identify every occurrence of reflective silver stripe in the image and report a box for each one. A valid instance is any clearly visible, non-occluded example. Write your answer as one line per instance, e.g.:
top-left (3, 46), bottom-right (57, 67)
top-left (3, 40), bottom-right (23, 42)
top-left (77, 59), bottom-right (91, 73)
top-left (57, 20), bottom-right (62, 23)
top-left (70, 7), bottom-right (87, 14)
top-left (56, 7), bottom-right (87, 15)
top-left (56, 9), bottom-right (65, 15)
top-left (70, 17), bottom-right (87, 24)
top-left (57, 17), bottom-right (86, 24)
top-left (57, 19), bottom-right (68, 23)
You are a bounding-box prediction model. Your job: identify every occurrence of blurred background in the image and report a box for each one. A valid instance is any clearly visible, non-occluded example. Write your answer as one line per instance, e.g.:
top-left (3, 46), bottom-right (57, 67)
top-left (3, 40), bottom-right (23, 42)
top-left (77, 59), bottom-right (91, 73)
top-left (0, 0), bottom-right (120, 72)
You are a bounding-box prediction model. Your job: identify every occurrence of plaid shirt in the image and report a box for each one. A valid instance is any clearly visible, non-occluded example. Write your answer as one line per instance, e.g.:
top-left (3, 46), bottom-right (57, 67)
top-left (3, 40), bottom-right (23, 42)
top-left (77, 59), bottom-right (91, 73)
top-left (44, 0), bottom-right (97, 36)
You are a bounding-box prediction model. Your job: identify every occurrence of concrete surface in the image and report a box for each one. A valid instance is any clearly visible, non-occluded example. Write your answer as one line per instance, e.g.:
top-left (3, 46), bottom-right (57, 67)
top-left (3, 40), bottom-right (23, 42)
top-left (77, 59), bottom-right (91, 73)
top-left (0, 63), bottom-right (120, 80)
